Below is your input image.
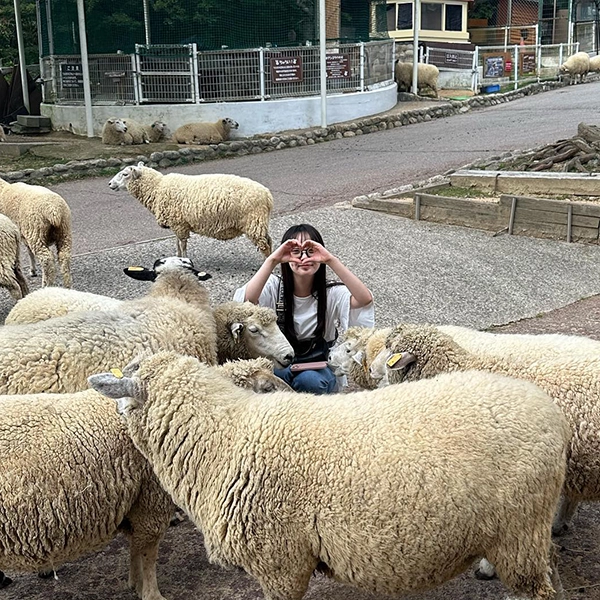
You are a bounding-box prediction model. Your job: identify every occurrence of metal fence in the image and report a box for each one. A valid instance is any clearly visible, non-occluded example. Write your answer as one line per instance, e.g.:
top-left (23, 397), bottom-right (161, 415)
top-left (40, 40), bottom-right (394, 105)
top-left (469, 25), bottom-right (539, 48)
top-left (425, 46), bottom-right (478, 92)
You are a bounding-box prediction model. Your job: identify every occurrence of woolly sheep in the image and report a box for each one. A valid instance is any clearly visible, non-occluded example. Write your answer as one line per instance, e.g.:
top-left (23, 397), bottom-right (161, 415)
top-left (0, 257), bottom-right (217, 394)
top-left (0, 177), bottom-right (72, 287)
top-left (90, 350), bottom-right (568, 600)
top-left (101, 117), bottom-right (131, 145)
top-left (394, 61), bottom-right (439, 97)
top-left (172, 117), bottom-right (239, 145)
top-left (589, 54), bottom-right (600, 73)
top-left (121, 118), bottom-right (150, 144)
top-left (0, 214), bottom-right (28, 300)
top-left (377, 323), bottom-right (600, 535)
top-left (5, 285), bottom-right (295, 367)
top-left (215, 357), bottom-right (293, 392)
top-left (328, 326), bottom-right (391, 389)
top-left (108, 163), bottom-right (273, 257)
top-left (143, 120), bottom-right (170, 143)
top-left (559, 52), bottom-right (590, 84)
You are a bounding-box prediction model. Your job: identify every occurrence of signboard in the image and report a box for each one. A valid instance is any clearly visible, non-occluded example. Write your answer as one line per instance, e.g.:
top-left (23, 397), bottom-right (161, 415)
top-left (483, 53), bottom-right (511, 78)
top-left (445, 52), bottom-right (459, 65)
top-left (326, 54), bottom-right (350, 78)
top-left (270, 57), bottom-right (303, 83)
top-left (60, 63), bottom-right (84, 89)
top-left (520, 52), bottom-right (536, 74)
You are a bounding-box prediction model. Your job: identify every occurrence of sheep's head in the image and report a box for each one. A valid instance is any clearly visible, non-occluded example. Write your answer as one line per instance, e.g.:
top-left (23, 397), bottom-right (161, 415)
top-left (216, 357), bottom-right (293, 393)
top-left (123, 256), bottom-right (212, 282)
top-left (215, 301), bottom-right (294, 367)
top-left (105, 118), bottom-right (127, 133)
top-left (222, 117), bottom-right (239, 131)
top-left (109, 161), bottom-right (152, 190)
top-left (151, 121), bottom-right (169, 137)
top-left (327, 327), bottom-right (371, 376)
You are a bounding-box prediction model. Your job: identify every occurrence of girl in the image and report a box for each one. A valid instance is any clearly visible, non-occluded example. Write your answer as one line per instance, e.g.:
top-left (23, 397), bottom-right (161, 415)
top-left (233, 223), bottom-right (374, 394)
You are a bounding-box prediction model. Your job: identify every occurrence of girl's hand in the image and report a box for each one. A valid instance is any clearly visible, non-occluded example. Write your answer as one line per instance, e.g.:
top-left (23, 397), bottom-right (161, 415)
top-left (271, 239), bottom-right (302, 264)
top-left (299, 240), bottom-right (334, 265)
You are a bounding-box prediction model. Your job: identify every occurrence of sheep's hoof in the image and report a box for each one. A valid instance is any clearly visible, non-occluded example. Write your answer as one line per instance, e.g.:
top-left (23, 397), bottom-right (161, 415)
top-left (0, 572), bottom-right (13, 589)
top-left (170, 510), bottom-right (187, 526)
top-left (552, 522), bottom-right (569, 537)
top-left (474, 568), bottom-right (497, 581)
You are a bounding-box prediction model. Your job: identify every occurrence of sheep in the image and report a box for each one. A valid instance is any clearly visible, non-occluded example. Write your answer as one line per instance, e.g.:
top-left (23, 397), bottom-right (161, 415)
top-left (216, 356), bottom-right (293, 392)
top-left (101, 117), bottom-right (131, 145)
top-left (3, 261), bottom-right (294, 369)
top-left (108, 163), bottom-right (273, 258)
top-left (89, 350), bottom-right (569, 600)
top-left (143, 120), bottom-right (169, 143)
top-left (559, 51), bottom-right (590, 84)
top-left (589, 54), bottom-right (600, 73)
top-left (5, 286), bottom-right (121, 324)
top-left (328, 326), bottom-right (391, 389)
top-left (0, 177), bottom-right (72, 288)
top-left (0, 257), bottom-right (218, 394)
top-left (0, 214), bottom-right (28, 301)
top-left (394, 61), bottom-right (439, 97)
top-left (121, 118), bottom-right (150, 144)
top-left (376, 323), bottom-right (600, 535)
top-left (172, 117), bottom-right (239, 145)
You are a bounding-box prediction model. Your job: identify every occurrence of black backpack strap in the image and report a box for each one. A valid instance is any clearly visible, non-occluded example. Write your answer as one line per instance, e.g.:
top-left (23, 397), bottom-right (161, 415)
top-left (276, 276), bottom-right (285, 329)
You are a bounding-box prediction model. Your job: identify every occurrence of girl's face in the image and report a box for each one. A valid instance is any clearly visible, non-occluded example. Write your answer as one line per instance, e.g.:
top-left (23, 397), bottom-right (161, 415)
top-left (288, 233), bottom-right (320, 278)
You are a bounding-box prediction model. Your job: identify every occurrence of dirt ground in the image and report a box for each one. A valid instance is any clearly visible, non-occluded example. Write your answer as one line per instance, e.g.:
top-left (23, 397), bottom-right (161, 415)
top-left (2, 295), bottom-right (600, 600)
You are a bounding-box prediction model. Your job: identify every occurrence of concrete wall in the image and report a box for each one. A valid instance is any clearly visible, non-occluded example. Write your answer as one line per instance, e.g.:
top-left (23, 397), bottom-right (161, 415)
top-left (41, 83), bottom-right (398, 138)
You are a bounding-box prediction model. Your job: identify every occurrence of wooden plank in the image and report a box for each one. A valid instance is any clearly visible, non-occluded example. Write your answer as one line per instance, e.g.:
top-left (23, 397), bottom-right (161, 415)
top-left (354, 197), bottom-right (413, 218)
top-left (419, 194), bottom-right (499, 213)
top-left (513, 207), bottom-right (600, 229)
top-left (510, 221), bottom-right (599, 241)
top-left (419, 206), bottom-right (503, 230)
top-left (500, 195), bottom-right (600, 218)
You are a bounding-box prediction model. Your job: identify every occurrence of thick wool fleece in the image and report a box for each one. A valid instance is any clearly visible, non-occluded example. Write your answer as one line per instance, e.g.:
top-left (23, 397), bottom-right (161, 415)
top-left (0, 178), bottom-right (72, 288)
top-left (118, 351), bottom-right (569, 600)
top-left (172, 119), bottom-right (234, 144)
top-left (0, 214), bottom-right (28, 300)
top-left (0, 269), bottom-right (216, 393)
top-left (559, 52), bottom-right (590, 79)
top-left (394, 62), bottom-right (439, 96)
top-left (125, 166), bottom-right (273, 257)
top-left (385, 324), bottom-right (600, 513)
top-left (0, 389), bottom-right (173, 598)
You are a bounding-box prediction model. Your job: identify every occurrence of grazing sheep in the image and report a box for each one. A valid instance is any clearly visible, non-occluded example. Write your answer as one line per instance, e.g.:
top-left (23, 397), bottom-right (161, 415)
top-left (377, 323), bottom-right (600, 535)
top-left (394, 61), bottom-right (439, 97)
top-left (101, 117), bottom-right (130, 145)
top-left (0, 257), bottom-right (217, 394)
top-left (0, 214), bottom-right (28, 300)
top-left (172, 117), bottom-right (238, 145)
top-left (108, 163), bottom-right (273, 257)
top-left (328, 326), bottom-right (391, 389)
top-left (559, 51), bottom-right (590, 84)
top-left (0, 388), bottom-right (174, 599)
top-left (0, 177), bottom-right (72, 287)
top-left (589, 54), bottom-right (600, 73)
top-left (90, 350), bottom-right (568, 600)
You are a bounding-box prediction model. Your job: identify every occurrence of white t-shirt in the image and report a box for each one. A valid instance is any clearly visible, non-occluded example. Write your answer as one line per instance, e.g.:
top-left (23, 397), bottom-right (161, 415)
top-left (233, 274), bottom-right (375, 343)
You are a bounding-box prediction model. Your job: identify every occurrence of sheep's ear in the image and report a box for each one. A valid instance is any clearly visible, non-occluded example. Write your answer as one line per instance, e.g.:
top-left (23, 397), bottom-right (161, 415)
top-left (352, 350), bottom-right (365, 365)
top-left (137, 161), bottom-right (145, 168)
top-left (123, 266), bottom-right (157, 281)
top-left (196, 271), bottom-right (212, 281)
top-left (386, 352), bottom-right (416, 371)
top-left (88, 372), bottom-right (138, 399)
top-left (230, 322), bottom-right (244, 340)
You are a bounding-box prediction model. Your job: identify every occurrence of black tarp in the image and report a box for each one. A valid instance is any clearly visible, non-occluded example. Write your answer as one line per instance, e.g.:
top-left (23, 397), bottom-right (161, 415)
top-left (0, 63), bottom-right (41, 127)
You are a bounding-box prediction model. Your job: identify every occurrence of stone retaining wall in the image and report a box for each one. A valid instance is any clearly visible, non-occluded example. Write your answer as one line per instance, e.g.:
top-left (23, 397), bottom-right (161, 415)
top-left (0, 80), bottom-right (573, 184)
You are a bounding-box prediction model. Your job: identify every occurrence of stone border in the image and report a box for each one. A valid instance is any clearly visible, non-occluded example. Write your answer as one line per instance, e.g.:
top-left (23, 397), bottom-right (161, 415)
top-left (0, 79), bottom-right (576, 184)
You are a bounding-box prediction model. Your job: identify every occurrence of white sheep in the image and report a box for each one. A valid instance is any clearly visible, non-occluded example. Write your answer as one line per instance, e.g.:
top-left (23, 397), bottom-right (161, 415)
top-left (0, 177), bottom-right (72, 287)
top-left (101, 117), bottom-right (130, 145)
top-left (216, 356), bottom-right (293, 392)
top-left (121, 118), bottom-right (150, 144)
top-left (394, 61), bottom-right (439, 97)
top-left (143, 120), bottom-right (170, 143)
top-left (559, 51), bottom-right (590, 84)
top-left (377, 323), bottom-right (600, 535)
top-left (172, 117), bottom-right (239, 145)
top-left (0, 257), bottom-right (217, 394)
top-left (589, 54), bottom-right (600, 73)
top-left (0, 214), bottom-right (28, 300)
top-left (4, 264), bottom-right (294, 367)
top-left (90, 350), bottom-right (569, 600)
top-left (108, 163), bottom-right (273, 257)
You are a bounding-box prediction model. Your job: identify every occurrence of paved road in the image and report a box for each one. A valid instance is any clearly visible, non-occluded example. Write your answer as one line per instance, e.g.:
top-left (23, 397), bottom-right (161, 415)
top-left (51, 81), bottom-right (600, 256)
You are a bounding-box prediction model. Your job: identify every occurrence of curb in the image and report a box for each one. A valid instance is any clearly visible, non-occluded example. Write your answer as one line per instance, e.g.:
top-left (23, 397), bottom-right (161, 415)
top-left (0, 79), bottom-right (577, 184)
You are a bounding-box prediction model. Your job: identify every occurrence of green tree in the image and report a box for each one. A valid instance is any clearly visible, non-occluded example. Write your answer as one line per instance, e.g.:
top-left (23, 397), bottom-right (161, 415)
top-left (0, 0), bottom-right (38, 66)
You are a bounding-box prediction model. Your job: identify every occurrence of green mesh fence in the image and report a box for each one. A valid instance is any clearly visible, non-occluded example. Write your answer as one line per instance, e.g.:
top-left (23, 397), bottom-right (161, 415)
top-left (38, 0), bottom-right (389, 57)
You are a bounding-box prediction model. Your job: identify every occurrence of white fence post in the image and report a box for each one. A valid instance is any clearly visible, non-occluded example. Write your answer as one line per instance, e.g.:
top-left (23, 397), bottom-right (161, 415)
top-left (360, 41), bottom-right (365, 92)
top-left (537, 42), bottom-right (542, 83)
top-left (504, 26), bottom-right (509, 51)
top-left (472, 46), bottom-right (479, 93)
top-left (259, 47), bottom-right (266, 100)
top-left (191, 43), bottom-right (200, 103)
top-left (514, 44), bottom-right (519, 90)
top-left (131, 53), bottom-right (139, 105)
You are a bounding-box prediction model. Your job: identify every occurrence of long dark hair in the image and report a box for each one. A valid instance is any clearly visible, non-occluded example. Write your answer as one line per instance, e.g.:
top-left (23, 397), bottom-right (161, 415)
top-left (280, 224), bottom-right (327, 344)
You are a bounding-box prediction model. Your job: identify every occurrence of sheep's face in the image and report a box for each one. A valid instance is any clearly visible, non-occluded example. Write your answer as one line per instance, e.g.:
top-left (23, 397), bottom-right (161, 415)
top-left (109, 164), bottom-right (142, 190)
top-left (106, 118), bottom-right (127, 133)
top-left (328, 337), bottom-right (365, 375)
top-left (152, 121), bottom-right (169, 136)
top-left (229, 311), bottom-right (294, 367)
top-left (369, 347), bottom-right (392, 385)
top-left (223, 118), bottom-right (239, 130)
top-left (222, 358), bottom-right (293, 392)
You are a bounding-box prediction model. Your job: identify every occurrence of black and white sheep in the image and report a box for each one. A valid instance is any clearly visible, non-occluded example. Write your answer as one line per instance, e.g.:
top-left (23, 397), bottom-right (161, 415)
top-left (108, 163), bottom-right (273, 257)
top-left (172, 117), bottom-right (239, 145)
top-left (90, 350), bottom-right (569, 600)
top-left (0, 177), bottom-right (72, 287)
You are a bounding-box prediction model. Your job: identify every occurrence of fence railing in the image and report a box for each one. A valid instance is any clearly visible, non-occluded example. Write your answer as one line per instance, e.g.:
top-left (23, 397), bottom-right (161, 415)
top-left (469, 25), bottom-right (539, 48)
top-left (40, 40), bottom-right (395, 105)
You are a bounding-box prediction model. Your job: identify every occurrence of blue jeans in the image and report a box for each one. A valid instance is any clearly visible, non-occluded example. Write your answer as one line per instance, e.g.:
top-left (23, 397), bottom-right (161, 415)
top-left (274, 365), bottom-right (338, 395)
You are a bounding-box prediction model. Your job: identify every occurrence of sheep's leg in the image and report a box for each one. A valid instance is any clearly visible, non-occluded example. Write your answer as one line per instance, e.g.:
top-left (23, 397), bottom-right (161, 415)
top-left (4, 267), bottom-right (27, 300)
top-left (25, 243), bottom-right (36, 277)
top-left (552, 495), bottom-right (579, 536)
top-left (474, 557), bottom-right (497, 580)
top-left (0, 571), bottom-right (13, 589)
top-left (175, 235), bottom-right (188, 258)
top-left (28, 243), bottom-right (56, 287)
top-left (245, 219), bottom-right (273, 257)
top-left (14, 262), bottom-right (29, 297)
top-left (257, 564), bottom-right (314, 600)
top-left (55, 236), bottom-right (72, 288)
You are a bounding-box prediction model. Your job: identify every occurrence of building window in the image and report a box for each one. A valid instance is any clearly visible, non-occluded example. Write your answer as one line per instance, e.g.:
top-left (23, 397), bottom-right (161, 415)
top-left (386, 4), bottom-right (397, 30)
top-left (397, 3), bottom-right (413, 29)
top-left (421, 3), bottom-right (442, 30)
top-left (445, 4), bottom-right (462, 30)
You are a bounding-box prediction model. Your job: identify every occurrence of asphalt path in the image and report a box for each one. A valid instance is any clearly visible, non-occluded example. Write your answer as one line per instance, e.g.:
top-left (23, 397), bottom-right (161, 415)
top-left (50, 81), bottom-right (600, 255)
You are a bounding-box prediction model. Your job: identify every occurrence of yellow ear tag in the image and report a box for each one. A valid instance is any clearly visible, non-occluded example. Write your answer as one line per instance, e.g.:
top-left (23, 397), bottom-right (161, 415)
top-left (110, 368), bottom-right (124, 379)
top-left (127, 266), bottom-right (144, 271)
top-left (386, 353), bottom-right (404, 368)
